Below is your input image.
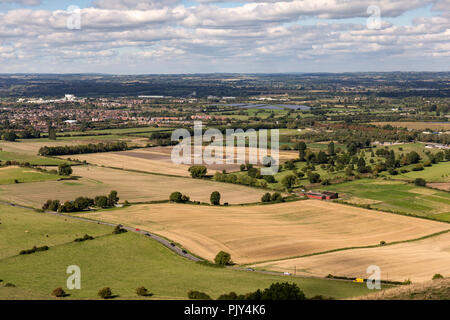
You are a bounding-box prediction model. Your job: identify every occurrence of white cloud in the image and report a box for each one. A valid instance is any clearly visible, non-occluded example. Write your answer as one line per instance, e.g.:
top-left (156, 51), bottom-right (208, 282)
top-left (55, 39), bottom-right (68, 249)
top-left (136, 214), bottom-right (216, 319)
top-left (0, 0), bottom-right (447, 73)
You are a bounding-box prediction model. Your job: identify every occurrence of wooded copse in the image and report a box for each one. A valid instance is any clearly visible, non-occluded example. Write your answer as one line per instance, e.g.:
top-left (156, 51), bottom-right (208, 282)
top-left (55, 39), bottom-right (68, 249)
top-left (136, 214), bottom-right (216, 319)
top-left (38, 141), bottom-right (128, 156)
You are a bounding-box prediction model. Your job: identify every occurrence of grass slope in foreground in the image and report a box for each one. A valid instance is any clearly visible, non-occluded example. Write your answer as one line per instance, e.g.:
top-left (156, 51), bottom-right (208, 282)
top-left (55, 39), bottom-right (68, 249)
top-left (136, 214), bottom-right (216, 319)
top-left (0, 205), bottom-right (376, 300)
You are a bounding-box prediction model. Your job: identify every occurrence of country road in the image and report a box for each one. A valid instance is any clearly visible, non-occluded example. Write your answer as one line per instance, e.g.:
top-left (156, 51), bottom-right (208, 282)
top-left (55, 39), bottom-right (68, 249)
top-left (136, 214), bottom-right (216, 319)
top-left (0, 200), bottom-right (371, 285)
top-left (0, 200), bottom-right (202, 263)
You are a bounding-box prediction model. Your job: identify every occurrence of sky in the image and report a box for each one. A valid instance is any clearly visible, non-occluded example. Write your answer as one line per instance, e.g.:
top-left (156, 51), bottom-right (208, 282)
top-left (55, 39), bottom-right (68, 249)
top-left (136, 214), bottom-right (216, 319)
top-left (0, 0), bottom-right (448, 74)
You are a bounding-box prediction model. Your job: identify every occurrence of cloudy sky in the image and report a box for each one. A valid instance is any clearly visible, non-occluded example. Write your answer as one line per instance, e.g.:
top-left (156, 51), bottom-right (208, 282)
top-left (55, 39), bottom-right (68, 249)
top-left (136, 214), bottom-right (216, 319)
top-left (0, 0), bottom-right (448, 73)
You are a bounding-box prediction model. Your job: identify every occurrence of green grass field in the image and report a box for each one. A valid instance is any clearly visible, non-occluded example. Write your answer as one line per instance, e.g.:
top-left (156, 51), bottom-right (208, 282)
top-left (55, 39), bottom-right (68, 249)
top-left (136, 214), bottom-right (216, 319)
top-left (0, 151), bottom-right (67, 166)
top-left (0, 167), bottom-right (62, 185)
top-left (396, 162), bottom-right (450, 183)
top-left (0, 204), bottom-right (377, 300)
top-left (0, 204), bottom-right (113, 259)
top-left (326, 179), bottom-right (450, 222)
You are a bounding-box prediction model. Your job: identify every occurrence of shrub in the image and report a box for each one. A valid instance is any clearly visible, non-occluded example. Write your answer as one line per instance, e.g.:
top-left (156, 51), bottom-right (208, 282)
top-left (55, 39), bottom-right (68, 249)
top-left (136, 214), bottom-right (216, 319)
top-left (263, 175), bottom-right (276, 183)
top-left (19, 245), bottom-right (49, 255)
top-left (261, 193), bottom-right (272, 203)
top-left (170, 192), bottom-right (189, 203)
top-left (218, 292), bottom-right (243, 300)
top-left (188, 165), bottom-right (207, 178)
top-left (74, 234), bottom-right (94, 242)
top-left (94, 196), bottom-right (109, 208)
top-left (214, 251), bottom-right (231, 265)
top-left (308, 172), bottom-right (321, 183)
top-left (432, 274), bottom-right (444, 280)
top-left (58, 163), bottom-right (73, 176)
top-left (136, 286), bottom-right (149, 296)
top-left (187, 290), bottom-right (212, 300)
top-left (270, 192), bottom-right (284, 203)
top-left (98, 287), bottom-right (113, 299)
top-left (380, 241), bottom-right (386, 246)
top-left (210, 191), bottom-right (221, 205)
top-left (52, 287), bottom-right (66, 297)
top-left (403, 279), bottom-right (412, 285)
top-left (246, 282), bottom-right (306, 300)
top-left (112, 225), bottom-right (127, 234)
top-left (4, 283), bottom-right (16, 287)
top-left (414, 178), bottom-right (426, 187)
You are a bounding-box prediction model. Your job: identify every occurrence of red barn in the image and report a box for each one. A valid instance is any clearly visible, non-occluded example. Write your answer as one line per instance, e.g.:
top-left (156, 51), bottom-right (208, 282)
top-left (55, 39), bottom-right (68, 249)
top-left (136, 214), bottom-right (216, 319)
top-left (306, 191), bottom-right (338, 200)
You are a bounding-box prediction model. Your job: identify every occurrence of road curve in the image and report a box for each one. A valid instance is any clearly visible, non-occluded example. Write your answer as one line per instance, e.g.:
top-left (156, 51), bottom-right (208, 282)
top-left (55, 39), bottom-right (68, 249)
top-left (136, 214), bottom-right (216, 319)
top-left (0, 200), bottom-right (202, 263)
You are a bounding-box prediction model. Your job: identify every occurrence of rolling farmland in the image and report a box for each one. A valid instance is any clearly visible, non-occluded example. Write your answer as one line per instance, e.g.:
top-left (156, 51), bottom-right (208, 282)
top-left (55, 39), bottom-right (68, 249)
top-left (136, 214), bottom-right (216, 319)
top-left (253, 231), bottom-right (450, 282)
top-left (0, 165), bottom-right (267, 207)
top-left (78, 201), bottom-right (450, 265)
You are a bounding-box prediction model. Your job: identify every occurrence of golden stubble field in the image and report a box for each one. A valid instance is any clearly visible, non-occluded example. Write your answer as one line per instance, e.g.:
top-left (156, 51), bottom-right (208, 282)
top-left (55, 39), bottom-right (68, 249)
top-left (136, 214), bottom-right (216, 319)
top-left (65, 146), bottom-right (299, 176)
top-left (78, 201), bottom-right (450, 265)
top-left (254, 232), bottom-right (450, 282)
top-left (0, 137), bottom-right (148, 156)
top-left (0, 165), bottom-right (267, 207)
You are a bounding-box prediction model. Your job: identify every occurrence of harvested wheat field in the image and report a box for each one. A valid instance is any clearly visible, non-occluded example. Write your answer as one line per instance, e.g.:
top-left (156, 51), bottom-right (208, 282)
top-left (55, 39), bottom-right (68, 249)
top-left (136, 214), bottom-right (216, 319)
top-left (67, 151), bottom-right (193, 177)
top-left (355, 278), bottom-right (450, 300)
top-left (0, 165), bottom-right (267, 207)
top-left (254, 231), bottom-right (450, 282)
top-left (69, 146), bottom-right (298, 176)
top-left (78, 200), bottom-right (450, 265)
top-left (0, 137), bottom-right (147, 156)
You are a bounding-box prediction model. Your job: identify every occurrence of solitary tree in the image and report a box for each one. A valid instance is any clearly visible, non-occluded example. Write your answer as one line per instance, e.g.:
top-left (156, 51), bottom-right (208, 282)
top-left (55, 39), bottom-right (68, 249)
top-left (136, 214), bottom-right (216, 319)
top-left (281, 174), bottom-right (298, 189)
top-left (58, 163), bottom-right (72, 176)
top-left (328, 142), bottom-right (335, 155)
top-left (48, 127), bottom-right (57, 140)
top-left (261, 193), bottom-right (272, 203)
top-left (170, 192), bottom-right (183, 203)
top-left (188, 165), bottom-right (207, 178)
top-left (214, 251), bottom-right (231, 265)
top-left (414, 178), bottom-right (426, 187)
top-left (108, 190), bottom-right (119, 206)
top-left (210, 191), bottom-right (221, 205)
top-left (94, 196), bottom-right (109, 208)
top-left (298, 142), bottom-right (307, 161)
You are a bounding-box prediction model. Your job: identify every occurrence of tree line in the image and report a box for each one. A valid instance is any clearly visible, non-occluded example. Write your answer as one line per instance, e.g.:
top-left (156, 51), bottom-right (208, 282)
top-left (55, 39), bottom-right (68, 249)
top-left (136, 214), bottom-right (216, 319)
top-left (42, 191), bottom-right (119, 213)
top-left (38, 141), bottom-right (128, 156)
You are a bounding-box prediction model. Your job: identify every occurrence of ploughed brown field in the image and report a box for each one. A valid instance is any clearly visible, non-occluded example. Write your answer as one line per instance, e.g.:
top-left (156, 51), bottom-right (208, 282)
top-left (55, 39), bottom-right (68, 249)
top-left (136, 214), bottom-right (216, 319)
top-left (66, 146), bottom-right (299, 176)
top-left (254, 232), bottom-right (450, 282)
top-left (77, 200), bottom-right (450, 265)
top-left (428, 182), bottom-right (450, 191)
top-left (0, 165), bottom-right (267, 207)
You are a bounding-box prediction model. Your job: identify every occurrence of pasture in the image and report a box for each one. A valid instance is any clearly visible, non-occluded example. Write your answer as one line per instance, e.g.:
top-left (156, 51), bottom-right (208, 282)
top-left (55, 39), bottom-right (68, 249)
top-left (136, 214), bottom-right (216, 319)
top-left (78, 201), bottom-right (450, 264)
top-left (0, 166), bottom-right (62, 185)
top-left (327, 179), bottom-right (450, 221)
top-left (0, 205), bottom-right (375, 300)
top-left (0, 150), bottom-right (68, 166)
top-left (397, 161), bottom-right (450, 183)
top-left (254, 232), bottom-right (450, 282)
top-left (0, 204), bottom-right (112, 259)
top-left (0, 165), bottom-right (267, 207)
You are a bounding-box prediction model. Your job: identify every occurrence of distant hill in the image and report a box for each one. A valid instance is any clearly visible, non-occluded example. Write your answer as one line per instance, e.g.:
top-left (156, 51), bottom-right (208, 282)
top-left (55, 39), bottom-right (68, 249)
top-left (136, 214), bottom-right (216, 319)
top-left (355, 278), bottom-right (449, 300)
